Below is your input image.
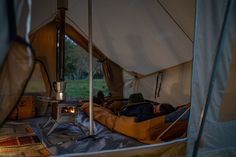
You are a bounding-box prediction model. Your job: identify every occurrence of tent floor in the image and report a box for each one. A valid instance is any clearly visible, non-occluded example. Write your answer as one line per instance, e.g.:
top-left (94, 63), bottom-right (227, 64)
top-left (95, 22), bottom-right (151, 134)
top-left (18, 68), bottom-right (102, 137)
top-left (0, 112), bottom-right (143, 156)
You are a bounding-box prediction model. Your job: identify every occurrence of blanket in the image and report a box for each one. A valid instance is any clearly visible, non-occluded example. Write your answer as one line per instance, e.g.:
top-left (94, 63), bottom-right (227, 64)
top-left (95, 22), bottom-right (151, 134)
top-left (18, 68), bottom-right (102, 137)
top-left (0, 121), bottom-right (51, 157)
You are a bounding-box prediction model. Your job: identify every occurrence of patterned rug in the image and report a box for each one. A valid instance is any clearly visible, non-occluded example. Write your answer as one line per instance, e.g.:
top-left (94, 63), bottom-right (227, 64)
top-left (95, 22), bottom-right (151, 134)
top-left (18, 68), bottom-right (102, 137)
top-left (0, 121), bottom-right (51, 157)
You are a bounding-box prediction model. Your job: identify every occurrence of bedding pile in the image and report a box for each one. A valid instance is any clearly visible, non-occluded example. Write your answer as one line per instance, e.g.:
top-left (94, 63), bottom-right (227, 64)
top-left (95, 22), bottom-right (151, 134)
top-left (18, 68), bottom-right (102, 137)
top-left (81, 103), bottom-right (189, 144)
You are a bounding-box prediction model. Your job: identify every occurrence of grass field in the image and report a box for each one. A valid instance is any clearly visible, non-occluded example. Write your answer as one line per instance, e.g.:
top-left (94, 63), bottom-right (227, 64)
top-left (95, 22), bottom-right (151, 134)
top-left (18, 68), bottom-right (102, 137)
top-left (26, 79), bottom-right (108, 100)
top-left (65, 79), bottom-right (109, 99)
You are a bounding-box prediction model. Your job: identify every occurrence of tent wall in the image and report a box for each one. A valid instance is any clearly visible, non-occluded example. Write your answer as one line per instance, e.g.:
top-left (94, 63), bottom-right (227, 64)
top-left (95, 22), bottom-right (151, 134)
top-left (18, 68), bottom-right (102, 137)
top-left (24, 61), bottom-right (52, 116)
top-left (0, 0), bottom-right (26, 70)
top-left (102, 60), bottom-right (123, 99)
top-left (58, 139), bottom-right (186, 157)
top-left (155, 62), bottom-right (191, 106)
top-left (27, 0), bottom-right (195, 100)
top-left (29, 0), bottom-right (194, 75)
top-left (0, 0), bottom-right (35, 126)
top-left (123, 62), bottom-right (192, 107)
top-left (30, 21), bottom-right (57, 84)
top-left (29, 20), bottom-right (124, 99)
top-left (158, 0), bottom-right (195, 41)
top-left (187, 0), bottom-right (236, 156)
top-left (74, 0), bottom-right (194, 75)
top-left (30, 0), bottom-right (56, 33)
top-left (219, 39), bottom-right (236, 121)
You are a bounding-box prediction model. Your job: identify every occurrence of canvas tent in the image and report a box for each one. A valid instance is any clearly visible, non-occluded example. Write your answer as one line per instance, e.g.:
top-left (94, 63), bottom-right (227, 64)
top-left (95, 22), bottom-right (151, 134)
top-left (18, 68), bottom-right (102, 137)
top-left (27, 0), bottom-right (194, 104)
top-left (0, 0), bottom-right (236, 156)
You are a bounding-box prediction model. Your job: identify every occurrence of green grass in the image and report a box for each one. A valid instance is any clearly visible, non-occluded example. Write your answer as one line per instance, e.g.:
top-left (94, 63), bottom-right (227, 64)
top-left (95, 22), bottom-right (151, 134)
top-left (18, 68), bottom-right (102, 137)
top-left (25, 79), bottom-right (108, 100)
top-left (65, 79), bottom-right (109, 99)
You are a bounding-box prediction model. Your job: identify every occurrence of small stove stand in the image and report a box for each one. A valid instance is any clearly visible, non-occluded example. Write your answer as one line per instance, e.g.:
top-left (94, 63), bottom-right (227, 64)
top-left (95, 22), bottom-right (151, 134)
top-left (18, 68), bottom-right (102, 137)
top-left (42, 101), bottom-right (80, 136)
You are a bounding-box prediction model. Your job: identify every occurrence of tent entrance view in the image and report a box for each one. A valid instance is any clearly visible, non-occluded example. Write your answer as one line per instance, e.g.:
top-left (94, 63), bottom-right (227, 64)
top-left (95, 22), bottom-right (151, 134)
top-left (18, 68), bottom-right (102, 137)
top-left (0, 0), bottom-right (236, 157)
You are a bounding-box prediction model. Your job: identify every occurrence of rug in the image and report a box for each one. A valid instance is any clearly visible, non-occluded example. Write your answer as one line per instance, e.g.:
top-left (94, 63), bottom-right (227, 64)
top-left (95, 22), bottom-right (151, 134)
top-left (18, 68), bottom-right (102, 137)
top-left (0, 121), bottom-right (51, 157)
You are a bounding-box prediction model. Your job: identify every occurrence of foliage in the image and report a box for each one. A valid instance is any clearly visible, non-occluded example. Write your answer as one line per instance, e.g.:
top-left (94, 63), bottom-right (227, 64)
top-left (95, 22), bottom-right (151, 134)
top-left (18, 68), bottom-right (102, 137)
top-left (64, 36), bottom-right (109, 99)
top-left (64, 36), bottom-right (103, 80)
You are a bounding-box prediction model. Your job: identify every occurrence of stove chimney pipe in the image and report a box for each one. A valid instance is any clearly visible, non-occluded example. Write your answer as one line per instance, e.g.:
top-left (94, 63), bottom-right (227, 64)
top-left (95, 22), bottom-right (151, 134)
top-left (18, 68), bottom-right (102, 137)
top-left (54, 0), bottom-right (68, 101)
top-left (56, 0), bottom-right (67, 82)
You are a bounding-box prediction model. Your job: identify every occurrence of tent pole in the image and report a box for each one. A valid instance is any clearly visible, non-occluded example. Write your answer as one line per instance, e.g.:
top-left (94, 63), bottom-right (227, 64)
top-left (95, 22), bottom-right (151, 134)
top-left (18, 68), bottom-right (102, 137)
top-left (192, 1), bottom-right (232, 157)
top-left (88, 0), bottom-right (94, 136)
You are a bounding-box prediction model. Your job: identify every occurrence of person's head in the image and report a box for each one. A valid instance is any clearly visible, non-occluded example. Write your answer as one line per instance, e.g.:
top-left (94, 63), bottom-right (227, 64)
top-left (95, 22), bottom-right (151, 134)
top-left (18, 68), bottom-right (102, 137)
top-left (93, 91), bottom-right (105, 105)
top-left (153, 103), bottom-right (176, 115)
top-left (97, 90), bottom-right (104, 101)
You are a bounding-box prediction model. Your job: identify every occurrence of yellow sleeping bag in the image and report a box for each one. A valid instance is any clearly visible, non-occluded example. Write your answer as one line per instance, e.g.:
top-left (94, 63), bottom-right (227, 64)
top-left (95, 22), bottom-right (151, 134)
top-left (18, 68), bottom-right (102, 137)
top-left (80, 103), bottom-right (189, 144)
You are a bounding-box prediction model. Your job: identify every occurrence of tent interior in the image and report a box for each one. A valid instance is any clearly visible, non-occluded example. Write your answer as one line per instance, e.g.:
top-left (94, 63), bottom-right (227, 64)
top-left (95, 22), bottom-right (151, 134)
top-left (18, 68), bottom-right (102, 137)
top-left (0, 0), bottom-right (236, 157)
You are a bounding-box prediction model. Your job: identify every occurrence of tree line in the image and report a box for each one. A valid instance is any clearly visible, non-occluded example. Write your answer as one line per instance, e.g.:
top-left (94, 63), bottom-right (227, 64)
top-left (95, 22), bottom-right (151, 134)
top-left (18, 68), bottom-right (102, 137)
top-left (64, 36), bottom-right (104, 80)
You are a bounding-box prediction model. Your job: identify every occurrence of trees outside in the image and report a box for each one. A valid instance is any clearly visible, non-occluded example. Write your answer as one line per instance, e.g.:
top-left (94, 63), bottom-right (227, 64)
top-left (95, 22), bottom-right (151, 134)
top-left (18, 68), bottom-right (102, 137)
top-left (64, 36), bottom-right (109, 99)
top-left (64, 36), bottom-right (103, 80)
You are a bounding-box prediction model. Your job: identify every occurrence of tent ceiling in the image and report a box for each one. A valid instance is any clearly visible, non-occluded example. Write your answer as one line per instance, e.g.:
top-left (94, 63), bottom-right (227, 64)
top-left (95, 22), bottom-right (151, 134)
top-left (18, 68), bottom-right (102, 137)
top-left (159, 0), bottom-right (195, 41)
top-left (30, 0), bottom-right (195, 75)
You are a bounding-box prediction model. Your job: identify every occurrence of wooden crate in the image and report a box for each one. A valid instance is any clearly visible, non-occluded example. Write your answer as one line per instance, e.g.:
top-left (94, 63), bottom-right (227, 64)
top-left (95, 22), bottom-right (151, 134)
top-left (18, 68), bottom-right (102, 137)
top-left (8, 96), bottom-right (36, 120)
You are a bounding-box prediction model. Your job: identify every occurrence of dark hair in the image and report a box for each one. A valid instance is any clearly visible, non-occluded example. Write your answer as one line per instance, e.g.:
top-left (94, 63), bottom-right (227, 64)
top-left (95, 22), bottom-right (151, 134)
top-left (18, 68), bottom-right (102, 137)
top-left (97, 91), bottom-right (104, 100)
top-left (94, 91), bottom-right (105, 105)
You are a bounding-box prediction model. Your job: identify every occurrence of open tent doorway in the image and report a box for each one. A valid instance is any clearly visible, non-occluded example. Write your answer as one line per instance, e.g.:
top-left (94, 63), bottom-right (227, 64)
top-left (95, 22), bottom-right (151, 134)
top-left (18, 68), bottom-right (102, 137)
top-left (64, 35), bottom-right (109, 100)
top-left (1, 0), bottom-right (236, 157)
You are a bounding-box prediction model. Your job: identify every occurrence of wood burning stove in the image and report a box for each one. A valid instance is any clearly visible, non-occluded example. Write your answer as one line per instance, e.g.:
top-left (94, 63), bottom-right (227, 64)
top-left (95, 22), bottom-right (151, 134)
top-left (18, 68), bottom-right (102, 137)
top-left (42, 101), bottom-right (78, 136)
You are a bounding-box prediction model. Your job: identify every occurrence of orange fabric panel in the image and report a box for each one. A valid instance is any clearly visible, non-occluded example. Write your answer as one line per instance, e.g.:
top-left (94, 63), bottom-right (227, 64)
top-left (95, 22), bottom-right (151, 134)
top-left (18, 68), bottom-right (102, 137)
top-left (30, 21), bottom-right (57, 83)
top-left (80, 103), bottom-right (188, 144)
top-left (102, 60), bottom-right (124, 99)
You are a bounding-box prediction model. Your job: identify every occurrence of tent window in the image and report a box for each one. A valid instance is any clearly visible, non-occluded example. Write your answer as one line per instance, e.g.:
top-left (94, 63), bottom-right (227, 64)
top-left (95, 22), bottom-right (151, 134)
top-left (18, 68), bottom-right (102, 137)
top-left (64, 35), bottom-right (109, 99)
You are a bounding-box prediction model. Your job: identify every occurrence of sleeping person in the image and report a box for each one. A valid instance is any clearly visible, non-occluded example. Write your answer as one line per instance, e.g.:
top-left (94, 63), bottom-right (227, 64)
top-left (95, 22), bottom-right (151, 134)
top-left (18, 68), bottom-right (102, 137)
top-left (119, 93), bottom-right (176, 122)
